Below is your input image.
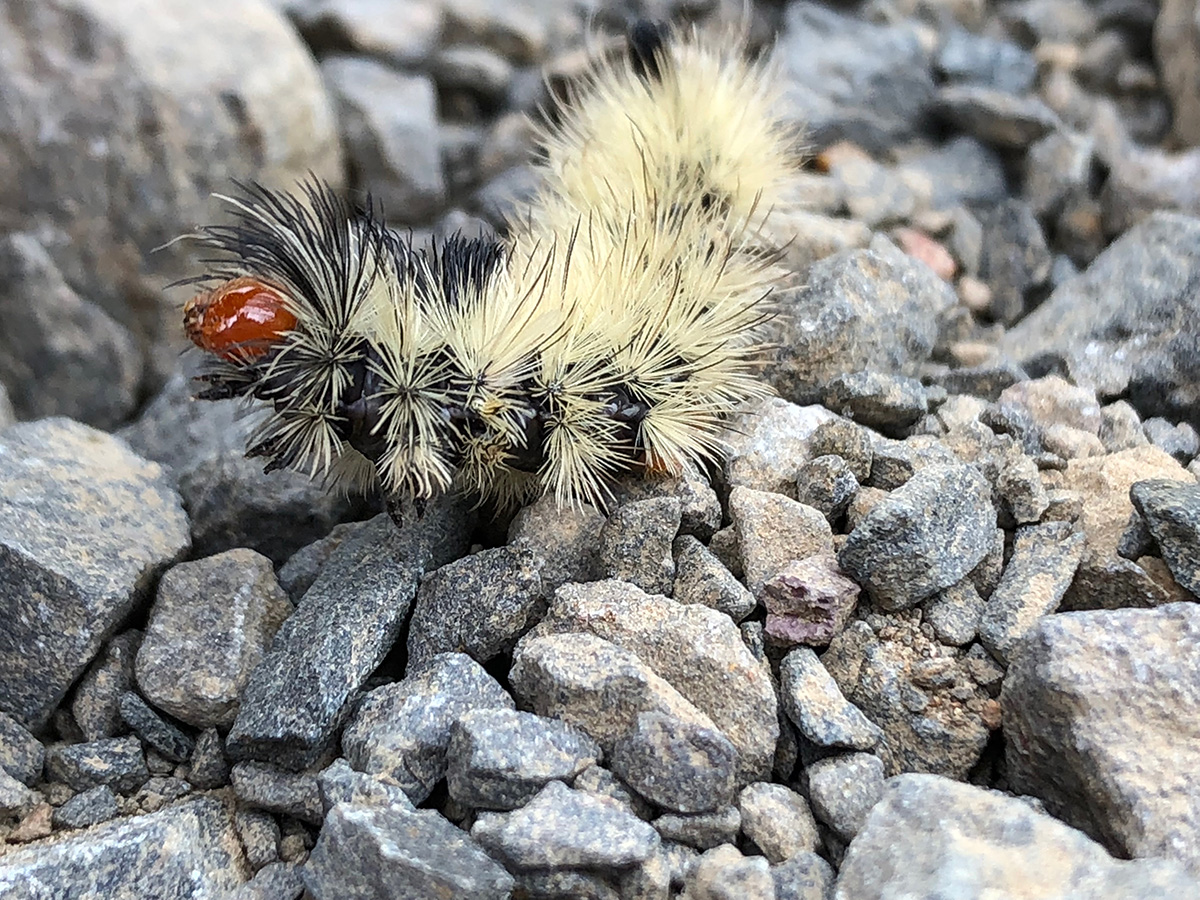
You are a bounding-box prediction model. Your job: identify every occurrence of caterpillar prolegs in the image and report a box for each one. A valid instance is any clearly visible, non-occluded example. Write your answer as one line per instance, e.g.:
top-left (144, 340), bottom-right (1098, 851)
top-left (182, 21), bottom-right (802, 511)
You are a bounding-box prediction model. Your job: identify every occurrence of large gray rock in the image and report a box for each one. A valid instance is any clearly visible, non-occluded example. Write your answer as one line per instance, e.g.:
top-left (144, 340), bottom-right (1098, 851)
top-left (0, 795), bottom-right (249, 898)
top-left (321, 57), bottom-right (445, 225)
top-left (836, 774), bottom-right (1197, 899)
top-left (0, 233), bottom-right (140, 429)
top-left (0, 0), bottom-right (342, 383)
top-left (226, 506), bottom-right (470, 770)
top-left (137, 549), bottom-right (292, 729)
top-left (0, 419), bottom-right (189, 730)
top-left (304, 802), bottom-right (513, 900)
top-left (776, 2), bottom-right (935, 152)
top-left (1002, 604), bottom-right (1200, 870)
top-left (1000, 213), bottom-right (1200, 428)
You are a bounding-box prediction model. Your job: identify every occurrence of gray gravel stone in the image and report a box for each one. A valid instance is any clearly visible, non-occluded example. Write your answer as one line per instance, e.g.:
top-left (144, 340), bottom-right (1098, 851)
top-left (839, 463), bottom-right (996, 610)
top-left (901, 136), bottom-right (1009, 210)
top-left (761, 555), bottom-right (860, 648)
top-left (996, 450), bottom-right (1050, 525)
top-left (231, 761), bottom-right (323, 825)
top-left (0, 419), bottom-right (189, 730)
top-left (305, 802), bottom-right (513, 900)
top-left (979, 521), bottom-right (1086, 664)
top-left (780, 648), bottom-right (882, 750)
top-left (1003, 603), bottom-right (1200, 870)
top-left (474, 780), bottom-right (660, 872)
top-left (510, 632), bottom-right (718, 756)
top-left (772, 852), bottom-right (836, 900)
top-left (227, 861), bottom-right (304, 900)
top-left (808, 419), bottom-right (874, 483)
top-left (290, 0), bottom-right (443, 66)
top-left (446, 707), bottom-right (600, 811)
top-left (406, 542), bottom-right (543, 673)
top-left (45, 735), bottom-right (148, 793)
top-left (611, 712), bottom-right (738, 814)
top-left (1130, 478), bottom-right (1200, 595)
top-left (227, 504), bottom-right (470, 770)
top-left (1100, 401), bottom-right (1148, 452)
top-left (682, 844), bottom-right (774, 900)
top-left (234, 807), bottom-right (281, 871)
top-left (1000, 213), bottom-right (1200, 424)
top-left (836, 773), bottom-right (1198, 899)
top-left (935, 84), bottom-right (1061, 149)
top-left (0, 768), bottom-right (38, 818)
top-left (936, 29), bottom-right (1037, 93)
top-left (598, 498), bottom-right (681, 596)
top-left (737, 782), bottom-right (819, 863)
top-left (120, 373), bottom-right (355, 565)
top-left (341, 652), bottom-right (515, 804)
top-left (0, 233), bottom-right (140, 430)
top-left (823, 371), bottom-right (929, 435)
top-left (924, 580), bottom-right (985, 647)
top-left (188, 728), bottom-right (230, 790)
top-left (72, 630), bottom-right (141, 742)
top-left (795, 455), bottom-right (860, 523)
top-left (0, 794), bottom-right (249, 896)
top-left (672, 536), bottom-right (756, 623)
top-left (804, 752), bottom-right (886, 841)
top-left (118, 691), bottom-right (194, 764)
top-left (532, 580), bottom-right (779, 784)
top-left (136, 549), bottom-right (291, 730)
top-left (0, 712), bottom-right (43, 787)
top-left (317, 757), bottom-right (414, 815)
top-left (777, 2), bottom-right (935, 151)
top-left (764, 238), bottom-right (955, 407)
top-left (729, 487), bottom-right (834, 595)
top-left (508, 493), bottom-right (604, 593)
top-left (322, 57), bottom-right (445, 224)
top-left (652, 806), bottom-right (741, 851)
top-left (1144, 418), bottom-right (1200, 462)
top-left (719, 399), bottom-right (838, 496)
top-left (51, 784), bottom-right (119, 830)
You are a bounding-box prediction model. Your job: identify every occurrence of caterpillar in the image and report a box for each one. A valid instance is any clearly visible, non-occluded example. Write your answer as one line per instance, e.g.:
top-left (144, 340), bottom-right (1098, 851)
top-left (182, 20), bottom-right (802, 512)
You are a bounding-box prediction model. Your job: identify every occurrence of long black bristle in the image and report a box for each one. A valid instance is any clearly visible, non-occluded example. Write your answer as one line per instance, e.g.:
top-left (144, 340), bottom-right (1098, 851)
top-left (628, 19), bottom-right (667, 82)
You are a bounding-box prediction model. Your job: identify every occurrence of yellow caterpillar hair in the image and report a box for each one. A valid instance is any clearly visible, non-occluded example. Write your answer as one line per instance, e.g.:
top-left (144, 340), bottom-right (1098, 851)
top-left (182, 20), bottom-right (802, 511)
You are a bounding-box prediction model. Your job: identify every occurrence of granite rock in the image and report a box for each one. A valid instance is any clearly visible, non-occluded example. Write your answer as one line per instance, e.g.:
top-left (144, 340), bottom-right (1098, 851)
top-left (0, 795), bottom-right (249, 896)
top-left (0, 420), bottom-right (189, 730)
top-left (304, 802), bottom-right (513, 900)
top-left (836, 773), bottom-right (1198, 899)
top-left (406, 542), bottom-right (543, 673)
top-left (839, 463), bottom-right (996, 610)
top-left (227, 505), bottom-right (470, 770)
top-left (446, 707), bottom-right (600, 811)
top-left (1003, 603), bottom-right (1200, 870)
top-left (531, 580), bottom-right (779, 783)
top-left (137, 549), bottom-right (291, 729)
top-left (342, 652), bottom-right (515, 805)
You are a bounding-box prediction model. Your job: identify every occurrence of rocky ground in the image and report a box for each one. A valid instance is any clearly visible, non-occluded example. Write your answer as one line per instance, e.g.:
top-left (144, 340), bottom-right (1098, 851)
top-left (2, 0), bottom-right (1200, 897)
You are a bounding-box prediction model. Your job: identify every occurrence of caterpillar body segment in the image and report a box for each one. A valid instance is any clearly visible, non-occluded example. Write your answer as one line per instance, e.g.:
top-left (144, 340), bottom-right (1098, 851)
top-left (183, 22), bottom-right (803, 510)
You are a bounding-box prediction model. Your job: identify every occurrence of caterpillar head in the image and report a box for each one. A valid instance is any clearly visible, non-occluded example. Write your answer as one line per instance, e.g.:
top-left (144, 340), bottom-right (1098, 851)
top-left (184, 275), bottom-right (297, 362)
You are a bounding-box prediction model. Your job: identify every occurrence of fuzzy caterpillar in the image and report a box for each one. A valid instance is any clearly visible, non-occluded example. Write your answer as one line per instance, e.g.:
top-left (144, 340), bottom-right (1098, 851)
top-left (182, 21), bottom-right (802, 511)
